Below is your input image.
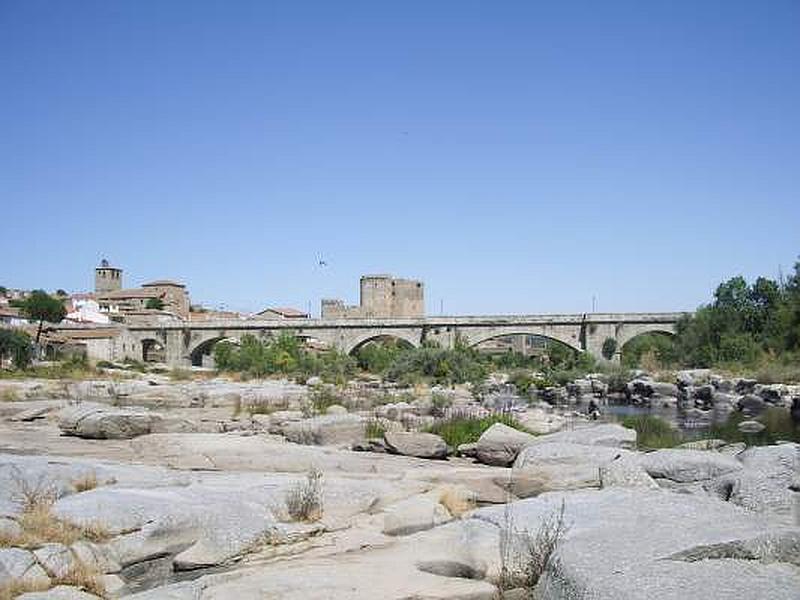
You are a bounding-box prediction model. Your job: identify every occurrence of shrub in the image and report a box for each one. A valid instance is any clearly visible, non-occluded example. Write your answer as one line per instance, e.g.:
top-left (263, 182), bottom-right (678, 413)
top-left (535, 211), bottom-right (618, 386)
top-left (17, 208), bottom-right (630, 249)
top-left (508, 370), bottom-right (535, 395)
top-left (425, 413), bottom-right (529, 448)
top-left (498, 500), bottom-right (568, 594)
top-left (621, 414), bottom-right (681, 449)
top-left (0, 329), bottom-right (33, 369)
top-left (169, 368), bottom-right (192, 381)
top-left (601, 337), bottom-right (617, 361)
top-left (71, 472), bottom-right (98, 493)
top-left (0, 388), bottom-right (19, 402)
top-left (309, 386), bottom-right (343, 415)
top-left (285, 467), bottom-right (324, 522)
top-left (365, 419), bottom-right (386, 439)
top-left (430, 392), bottom-right (453, 416)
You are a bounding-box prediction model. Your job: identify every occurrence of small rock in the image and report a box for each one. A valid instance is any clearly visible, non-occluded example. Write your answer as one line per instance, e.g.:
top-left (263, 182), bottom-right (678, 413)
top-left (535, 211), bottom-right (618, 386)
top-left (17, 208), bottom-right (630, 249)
top-left (737, 420), bottom-right (766, 434)
top-left (457, 443), bottom-right (478, 458)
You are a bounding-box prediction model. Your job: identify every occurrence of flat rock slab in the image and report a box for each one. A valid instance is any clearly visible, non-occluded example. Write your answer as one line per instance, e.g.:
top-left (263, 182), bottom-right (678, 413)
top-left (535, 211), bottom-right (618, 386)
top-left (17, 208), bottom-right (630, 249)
top-left (639, 448), bottom-right (743, 483)
top-left (125, 519), bottom-right (502, 600)
top-left (473, 487), bottom-right (800, 600)
top-left (511, 443), bottom-right (633, 497)
top-left (529, 423), bottom-right (637, 449)
top-left (282, 414), bottom-right (366, 446)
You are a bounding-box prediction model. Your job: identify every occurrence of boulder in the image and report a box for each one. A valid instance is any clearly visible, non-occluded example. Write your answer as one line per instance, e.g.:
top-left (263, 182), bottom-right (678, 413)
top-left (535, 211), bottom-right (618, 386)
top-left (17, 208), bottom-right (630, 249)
top-left (473, 488), bottom-right (800, 600)
top-left (0, 548), bottom-right (50, 584)
top-left (33, 543), bottom-right (78, 579)
top-left (707, 443), bottom-right (799, 525)
top-left (757, 384), bottom-right (785, 404)
top-left (382, 496), bottom-right (452, 536)
top-left (735, 378), bottom-right (758, 394)
top-left (282, 414), bottom-right (366, 446)
top-left (517, 409), bottom-right (564, 435)
top-left (737, 420), bottom-right (766, 434)
top-left (599, 455), bottom-right (658, 489)
top-left (456, 443), bottom-right (478, 458)
top-left (58, 403), bottom-right (161, 439)
top-left (739, 394), bottom-right (766, 415)
top-left (383, 432), bottom-right (448, 459)
top-left (474, 423), bottom-right (537, 466)
top-left (639, 448), bottom-right (743, 483)
top-left (511, 442), bottom-right (632, 497)
top-left (528, 423), bottom-right (636, 449)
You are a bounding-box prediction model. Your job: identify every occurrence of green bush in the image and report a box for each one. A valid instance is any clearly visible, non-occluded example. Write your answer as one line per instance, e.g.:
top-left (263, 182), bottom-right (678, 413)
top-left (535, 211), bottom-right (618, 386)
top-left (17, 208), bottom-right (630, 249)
top-left (622, 333), bottom-right (677, 369)
top-left (385, 344), bottom-right (487, 386)
top-left (601, 338), bottom-right (617, 361)
top-left (425, 413), bottom-right (530, 448)
top-left (0, 329), bottom-right (33, 369)
top-left (365, 419), bottom-right (386, 439)
top-left (213, 333), bottom-right (356, 383)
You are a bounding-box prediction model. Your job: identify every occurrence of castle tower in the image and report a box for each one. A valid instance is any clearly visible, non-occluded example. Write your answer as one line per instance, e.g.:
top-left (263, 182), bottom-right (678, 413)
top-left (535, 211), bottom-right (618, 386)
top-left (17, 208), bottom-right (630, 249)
top-left (95, 259), bottom-right (123, 294)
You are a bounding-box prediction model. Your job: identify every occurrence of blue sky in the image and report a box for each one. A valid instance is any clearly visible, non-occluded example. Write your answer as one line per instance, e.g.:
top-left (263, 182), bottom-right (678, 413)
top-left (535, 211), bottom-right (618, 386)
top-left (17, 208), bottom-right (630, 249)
top-left (2, 1), bottom-right (798, 315)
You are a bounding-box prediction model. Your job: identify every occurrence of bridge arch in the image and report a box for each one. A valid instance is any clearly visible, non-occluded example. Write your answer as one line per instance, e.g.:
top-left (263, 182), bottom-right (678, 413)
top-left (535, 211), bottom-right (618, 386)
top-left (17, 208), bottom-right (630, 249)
top-left (189, 335), bottom-right (241, 367)
top-left (347, 333), bottom-right (418, 356)
top-left (343, 331), bottom-right (420, 355)
top-left (141, 338), bottom-right (165, 363)
top-left (616, 325), bottom-right (676, 350)
top-left (467, 329), bottom-right (583, 353)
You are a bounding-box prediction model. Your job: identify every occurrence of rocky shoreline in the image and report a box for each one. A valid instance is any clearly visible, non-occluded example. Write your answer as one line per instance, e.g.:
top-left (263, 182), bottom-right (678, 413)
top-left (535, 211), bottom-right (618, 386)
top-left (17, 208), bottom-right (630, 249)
top-left (0, 371), bottom-right (798, 599)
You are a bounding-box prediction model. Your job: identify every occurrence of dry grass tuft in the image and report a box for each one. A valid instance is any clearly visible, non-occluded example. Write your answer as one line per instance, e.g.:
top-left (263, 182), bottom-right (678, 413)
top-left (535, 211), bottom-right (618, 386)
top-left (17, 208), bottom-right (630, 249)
top-left (0, 387), bottom-right (20, 402)
top-left (54, 561), bottom-right (107, 597)
top-left (285, 467), bottom-right (324, 522)
top-left (0, 469), bottom-right (111, 549)
top-left (72, 471), bottom-right (99, 493)
top-left (0, 562), bottom-right (107, 600)
top-left (497, 500), bottom-right (569, 596)
top-left (438, 486), bottom-right (476, 517)
top-left (0, 579), bottom-right (51, 600)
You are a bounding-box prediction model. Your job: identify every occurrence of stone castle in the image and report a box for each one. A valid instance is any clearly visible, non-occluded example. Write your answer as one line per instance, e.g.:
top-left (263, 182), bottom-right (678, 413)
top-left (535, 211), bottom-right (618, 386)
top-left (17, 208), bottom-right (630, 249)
top-left (322, 274), bottom-right (424, 319)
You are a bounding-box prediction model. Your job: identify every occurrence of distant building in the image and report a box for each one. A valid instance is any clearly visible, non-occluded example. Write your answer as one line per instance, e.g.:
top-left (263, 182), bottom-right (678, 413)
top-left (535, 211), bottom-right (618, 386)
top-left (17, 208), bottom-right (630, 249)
top-left (322, 274), bottom-right (424, 319)
top-left (140, 281), bottom-right (190, 318)
top-left (256, 307), bottom-right (309, 320)
top-left (95, 259), bottom-right (123, 293)
top-left (0, 306), bottom-right (28, 327)
top-left (65, 296), bottom-right (109, 324)
top-left (96, 287), bottom-right (163, 317)
top-left (89, 259), bottom-right (191, 321)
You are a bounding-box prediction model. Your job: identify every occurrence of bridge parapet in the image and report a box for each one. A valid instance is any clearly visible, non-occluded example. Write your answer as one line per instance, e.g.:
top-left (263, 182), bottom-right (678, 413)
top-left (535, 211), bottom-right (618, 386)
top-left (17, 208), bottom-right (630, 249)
top-left (54, 312), bottom-right (689, 366)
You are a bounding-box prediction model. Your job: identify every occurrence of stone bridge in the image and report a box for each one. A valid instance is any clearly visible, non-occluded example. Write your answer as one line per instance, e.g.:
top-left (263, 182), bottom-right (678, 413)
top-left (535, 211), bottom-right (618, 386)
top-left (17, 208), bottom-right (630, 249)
top-left (114, 312), bottom-right (685, 367)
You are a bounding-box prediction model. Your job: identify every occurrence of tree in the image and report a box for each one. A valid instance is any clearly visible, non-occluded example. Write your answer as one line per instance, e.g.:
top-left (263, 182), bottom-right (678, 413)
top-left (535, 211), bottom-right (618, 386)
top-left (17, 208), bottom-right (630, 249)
top-left (0, 329), bottom-right (33, 369)
top-left (55, 289), bottom-right (68, 297)
top-left (601, 337), bottom-right (617, 360)
top-left (18, 290), bottom-right (67, 344)
top-left (0, 286), bottom-right (7, 296)
top-left (145, 297), bottom-right (165, 310)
